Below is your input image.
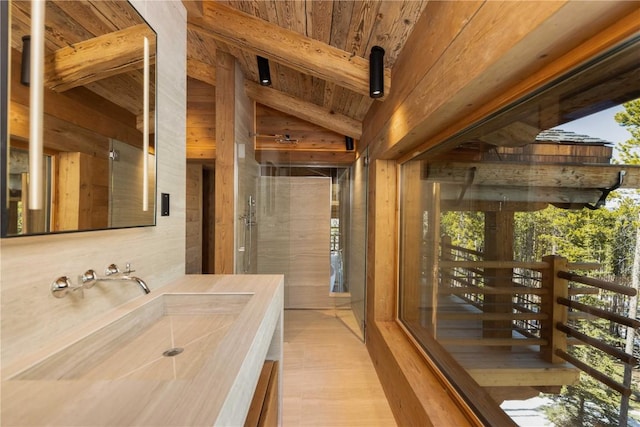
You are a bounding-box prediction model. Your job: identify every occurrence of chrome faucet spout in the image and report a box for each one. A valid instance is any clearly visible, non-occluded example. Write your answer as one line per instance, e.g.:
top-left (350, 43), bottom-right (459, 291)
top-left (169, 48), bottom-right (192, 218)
top-left (130, 276), bottom-right (151, 294)
top-left (97, 275), bottom-right (151, 294)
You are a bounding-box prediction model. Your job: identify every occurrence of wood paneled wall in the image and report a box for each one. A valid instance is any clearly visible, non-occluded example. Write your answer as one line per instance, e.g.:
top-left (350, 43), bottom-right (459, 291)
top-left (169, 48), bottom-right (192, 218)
top-left (362, 2), bottom-right (640, 425)
top-left (257, 177), bottom-right (331, 309)
top-left (55, 152), bottom-right (109, 231)
top-left (1, 0), bottom-right (187, 369)
top-left (186, 77), bottom-right (216, 161)
top-left (185, 163), bottom-right (203, 274)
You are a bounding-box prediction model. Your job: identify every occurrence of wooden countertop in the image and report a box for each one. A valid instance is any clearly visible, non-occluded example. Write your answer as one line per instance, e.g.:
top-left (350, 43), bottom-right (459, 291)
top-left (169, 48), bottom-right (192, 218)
top-left (1, 274), bottom-right (284, 426)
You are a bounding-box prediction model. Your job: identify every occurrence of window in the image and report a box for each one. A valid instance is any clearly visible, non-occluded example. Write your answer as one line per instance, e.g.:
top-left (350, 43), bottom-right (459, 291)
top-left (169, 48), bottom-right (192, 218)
top-left (399, 39), bottom-right (640, 425)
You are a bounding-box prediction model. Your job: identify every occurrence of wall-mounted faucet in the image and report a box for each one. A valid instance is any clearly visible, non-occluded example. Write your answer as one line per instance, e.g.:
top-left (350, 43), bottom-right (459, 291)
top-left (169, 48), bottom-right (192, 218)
top-left (98, 263), bottom-right (150, 294)
top-left (51, 263), bottom-right (150, 298)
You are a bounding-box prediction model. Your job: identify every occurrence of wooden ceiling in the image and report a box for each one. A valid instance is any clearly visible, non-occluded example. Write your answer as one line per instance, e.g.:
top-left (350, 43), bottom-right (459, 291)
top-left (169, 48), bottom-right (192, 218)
top-left (184, 0), bottom-right (428, 163)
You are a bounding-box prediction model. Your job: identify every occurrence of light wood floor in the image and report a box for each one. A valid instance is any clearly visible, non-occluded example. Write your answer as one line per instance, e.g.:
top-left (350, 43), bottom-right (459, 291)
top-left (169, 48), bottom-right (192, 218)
top-left (283, 309), bottom-right (397, 426)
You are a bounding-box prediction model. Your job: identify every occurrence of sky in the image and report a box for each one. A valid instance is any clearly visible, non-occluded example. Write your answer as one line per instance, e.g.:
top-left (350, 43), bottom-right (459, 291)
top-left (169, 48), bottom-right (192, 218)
top-left (553, 105), bottom-right (633, 161)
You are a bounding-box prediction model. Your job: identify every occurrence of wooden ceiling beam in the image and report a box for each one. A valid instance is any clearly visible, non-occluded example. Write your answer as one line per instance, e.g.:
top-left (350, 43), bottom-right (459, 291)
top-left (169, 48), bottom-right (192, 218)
top-left (189, 2), bottom-right (391, 99)
top-left (182, 0), bottom-right (203, 18)
top-left (426, 161), bottom-right (640, 189)
top-left (245, 81), bottom-right (362, 139)
top-left (44, 24), bottom-right (156, 92)
top-left (187, 57), bottom-right (216, 87)
top-left (255, 150), bottom-right (356, 167)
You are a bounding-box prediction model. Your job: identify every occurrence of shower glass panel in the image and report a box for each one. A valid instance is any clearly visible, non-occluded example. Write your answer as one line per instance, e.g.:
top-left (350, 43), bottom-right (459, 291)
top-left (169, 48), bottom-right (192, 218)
top-left (349, 149), bottom-right (368, 340)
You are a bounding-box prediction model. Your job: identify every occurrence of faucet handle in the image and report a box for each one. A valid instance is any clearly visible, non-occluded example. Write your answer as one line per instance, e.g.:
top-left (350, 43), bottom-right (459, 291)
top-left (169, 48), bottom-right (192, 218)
top-left (80, 269), bottom-right (97, 289)
top-left (123, 263), bottom-right (135, 274)
top-left (51, 276), bottom-right (83, 299)
top-left (105, 264), bottom-right (120, 276)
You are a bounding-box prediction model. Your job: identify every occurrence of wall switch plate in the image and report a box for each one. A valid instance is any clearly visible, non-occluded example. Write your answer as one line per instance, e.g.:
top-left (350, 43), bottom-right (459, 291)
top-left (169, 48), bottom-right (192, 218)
top-left (161, 193), bottom-right (170, 216)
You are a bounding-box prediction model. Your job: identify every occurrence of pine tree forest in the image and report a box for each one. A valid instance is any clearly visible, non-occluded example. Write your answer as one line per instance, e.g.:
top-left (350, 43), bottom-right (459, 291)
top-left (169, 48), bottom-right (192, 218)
top-left (440, 100), bottom-right (640, 426)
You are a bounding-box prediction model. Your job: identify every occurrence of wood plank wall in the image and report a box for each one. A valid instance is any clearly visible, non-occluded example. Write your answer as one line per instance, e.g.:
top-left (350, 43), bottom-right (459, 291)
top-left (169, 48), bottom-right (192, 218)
top-left (55, 152), bottom-right (108, 231)
top-left (186, 163), bottom-right (203, 273)
top-left (186, 77), bottom-right (216, 161)
top-left (363, 2), bottom-right (640, 426)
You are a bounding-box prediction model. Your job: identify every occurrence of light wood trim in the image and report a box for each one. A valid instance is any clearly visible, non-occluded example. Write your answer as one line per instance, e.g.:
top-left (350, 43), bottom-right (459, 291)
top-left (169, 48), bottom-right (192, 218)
top-left (245, 361), bottom-right (277, 427)
top-left (399, 161), bottom-right (424, 324)
top-left (367, 160), bottom-right (398, 323)
top-left (190, 2), bottom-right (391, 98)
top-left (245, 81), bottom-right (362, 139)
top-left (44, 24), bottom-right (156, 92)
top-left (214, 50), bottom-right (236, 274)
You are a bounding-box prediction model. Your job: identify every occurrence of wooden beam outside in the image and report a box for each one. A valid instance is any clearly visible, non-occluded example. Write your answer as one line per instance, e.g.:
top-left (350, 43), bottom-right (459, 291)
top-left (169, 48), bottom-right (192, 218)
top-left (245, 81), bottom-right (362, 139)
top-left (44, 24), bottom-right (156, 92)
top-left (214, 50), bottom-right (236, 274)
top-left (427, 162), bottom-right (640, 189)
top-left (442, 184), bottom-right (602, 205)
top-left (190, 2), bottom-right (391, 98)
top-left (441, 200), bottom-right (549, 212)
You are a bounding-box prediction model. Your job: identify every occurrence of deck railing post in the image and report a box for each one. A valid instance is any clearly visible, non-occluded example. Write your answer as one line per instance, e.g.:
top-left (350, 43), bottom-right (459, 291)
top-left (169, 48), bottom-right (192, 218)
top-left (541, 254), bottom-right (569, 363)
top-left (441, 235), bottom-right (452, 291)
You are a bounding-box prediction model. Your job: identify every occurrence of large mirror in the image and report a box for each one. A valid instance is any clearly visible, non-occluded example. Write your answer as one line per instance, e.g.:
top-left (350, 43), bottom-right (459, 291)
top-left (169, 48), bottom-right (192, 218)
top-left (1, 0), bottom-right (156, 236)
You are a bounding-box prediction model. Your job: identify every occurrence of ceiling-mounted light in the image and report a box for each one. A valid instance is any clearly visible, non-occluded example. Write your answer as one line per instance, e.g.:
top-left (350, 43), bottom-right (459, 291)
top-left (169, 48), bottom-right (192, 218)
top-left (257, 56), bottom-right (271, 86)
top-left (20, 35), bottom-right (30, 86)
top-left (369, 46), bottom-right (385, 98)
top-left (345, 136), bottom-right (354, 151)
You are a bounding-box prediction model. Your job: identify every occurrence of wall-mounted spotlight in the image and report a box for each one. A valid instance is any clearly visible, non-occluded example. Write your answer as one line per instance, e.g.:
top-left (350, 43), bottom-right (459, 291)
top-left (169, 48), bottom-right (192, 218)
top-left (369, 46), bottom-right (385, 98)
top-left (20, 35), bottom-right (31, 86)
top-left (257, 56), bottom-right (271, 86)
top-left (345, 136), bottom-right (354, 151)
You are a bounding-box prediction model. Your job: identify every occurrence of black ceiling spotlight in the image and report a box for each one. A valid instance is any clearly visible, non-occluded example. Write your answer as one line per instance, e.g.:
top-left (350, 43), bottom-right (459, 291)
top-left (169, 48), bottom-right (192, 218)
top-left (369, 46), bottom-right (385, 98)
top-left (20, 35), bottom-right (31, 86)
top-left (345, 136), bottom-right (354, 151)
top-left (257, 55), bottom-right (271, 86)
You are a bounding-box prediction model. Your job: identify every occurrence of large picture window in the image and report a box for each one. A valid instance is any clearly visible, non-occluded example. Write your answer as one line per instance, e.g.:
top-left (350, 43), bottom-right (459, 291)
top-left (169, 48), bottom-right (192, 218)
top-left (399, 39), bottom-right (640, 425)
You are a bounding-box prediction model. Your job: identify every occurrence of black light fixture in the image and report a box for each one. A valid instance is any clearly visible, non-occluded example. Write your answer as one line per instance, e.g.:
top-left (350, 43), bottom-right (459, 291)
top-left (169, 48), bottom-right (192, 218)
top-left (345, 136), bottom-right (354, 151)
top-left (369, 46), bottom-right (385, 98)
top-left (257, 55), bottom-right (271, 86)
top-left (20, 35), bottom-right (31, 86)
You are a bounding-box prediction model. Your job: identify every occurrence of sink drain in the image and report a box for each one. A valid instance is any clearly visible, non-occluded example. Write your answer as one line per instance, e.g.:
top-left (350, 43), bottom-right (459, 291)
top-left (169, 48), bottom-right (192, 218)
top-left (162, 347), bottom-right (184, 357)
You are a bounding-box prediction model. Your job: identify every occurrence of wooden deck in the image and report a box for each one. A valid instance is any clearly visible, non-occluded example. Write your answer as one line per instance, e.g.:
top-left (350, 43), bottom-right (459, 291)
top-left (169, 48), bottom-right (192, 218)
top-left (433, 295), bottom-right (580, 392)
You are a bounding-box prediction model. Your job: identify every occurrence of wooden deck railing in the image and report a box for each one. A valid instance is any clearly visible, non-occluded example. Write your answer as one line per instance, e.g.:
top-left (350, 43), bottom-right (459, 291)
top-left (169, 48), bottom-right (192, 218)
top-left (438, 241), bottom-right (639, 419)
top-left (551, 265), bottom-right (639, 397)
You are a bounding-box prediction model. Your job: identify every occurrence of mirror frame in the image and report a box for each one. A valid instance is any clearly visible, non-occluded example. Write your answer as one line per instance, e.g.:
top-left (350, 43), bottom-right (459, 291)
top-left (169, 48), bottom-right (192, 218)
top-left (1, 1), bottom-right (158, 238)
top-left (1, 0), bottom-right (8, 236)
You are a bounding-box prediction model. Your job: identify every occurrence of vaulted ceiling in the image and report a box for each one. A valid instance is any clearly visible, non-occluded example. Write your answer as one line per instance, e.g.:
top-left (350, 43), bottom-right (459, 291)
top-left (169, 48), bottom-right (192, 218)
top-left (183, 1), bottom-right (428, 163)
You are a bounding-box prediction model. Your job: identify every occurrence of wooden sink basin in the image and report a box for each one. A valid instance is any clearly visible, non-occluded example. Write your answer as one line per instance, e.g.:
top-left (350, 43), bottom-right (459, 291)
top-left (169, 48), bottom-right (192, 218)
top-left (12, 293), bottom-right (252, 381)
